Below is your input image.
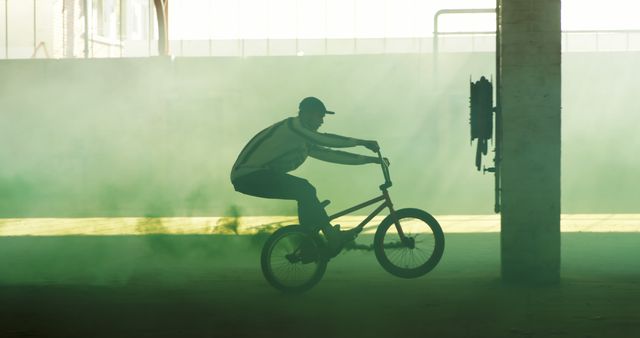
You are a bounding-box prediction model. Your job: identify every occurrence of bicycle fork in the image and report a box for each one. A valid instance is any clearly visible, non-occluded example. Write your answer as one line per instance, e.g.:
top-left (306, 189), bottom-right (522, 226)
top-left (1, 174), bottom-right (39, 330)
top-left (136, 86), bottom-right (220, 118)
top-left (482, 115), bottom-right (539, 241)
top-left (382, 189), bottom-right (410, 245)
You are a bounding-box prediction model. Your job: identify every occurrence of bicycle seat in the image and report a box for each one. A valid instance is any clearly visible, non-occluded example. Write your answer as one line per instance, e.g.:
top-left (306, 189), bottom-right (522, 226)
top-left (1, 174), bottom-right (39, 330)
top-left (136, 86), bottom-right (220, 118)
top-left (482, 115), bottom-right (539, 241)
top-left (320, 200), bottom-right (331, 208)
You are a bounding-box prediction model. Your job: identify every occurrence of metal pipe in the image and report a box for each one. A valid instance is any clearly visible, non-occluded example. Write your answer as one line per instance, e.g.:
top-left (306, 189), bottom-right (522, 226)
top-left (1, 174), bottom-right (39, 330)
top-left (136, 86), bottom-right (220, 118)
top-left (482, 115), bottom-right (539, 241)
top-left (153, 0), bottom-right (169, 56)
top-left (90, 0), bottom-right (94, 57)
top-left (5, 0), bottom-right (8, 58)
top-left (33, 0), bottom-right (35, 54)
top-left (148, 0), bottom-right (151, 56)
top-left (84, 0), bottom-right (89, 58)
top-left (165, 0), bottom-right (170, 55)
top-left (119, 0), bottom-right (123, 57)
top-left (433, 8), bottom-right (496, 83)
top-left (62, 0), bottom-right (65, 56)
top-left (433, 8), bottom-right (496, 53)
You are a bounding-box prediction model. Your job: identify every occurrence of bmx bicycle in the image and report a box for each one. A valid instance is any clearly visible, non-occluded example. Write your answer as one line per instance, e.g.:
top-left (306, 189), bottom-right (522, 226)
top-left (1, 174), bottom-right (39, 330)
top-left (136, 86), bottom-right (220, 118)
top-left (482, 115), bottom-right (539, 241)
top-left (260, 150), bottom-right (445, 293)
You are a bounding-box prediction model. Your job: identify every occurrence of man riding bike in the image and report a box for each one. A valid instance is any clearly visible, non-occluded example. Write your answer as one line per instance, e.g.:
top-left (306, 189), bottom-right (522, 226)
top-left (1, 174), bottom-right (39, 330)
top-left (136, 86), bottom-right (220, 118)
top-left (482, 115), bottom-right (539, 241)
top-left (231, 97), bottom-right (386, 251)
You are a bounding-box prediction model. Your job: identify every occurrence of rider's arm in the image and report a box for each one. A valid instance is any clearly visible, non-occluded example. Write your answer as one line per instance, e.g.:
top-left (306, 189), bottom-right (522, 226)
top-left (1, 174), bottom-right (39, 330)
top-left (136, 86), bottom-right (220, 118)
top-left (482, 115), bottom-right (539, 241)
top-left (288, 117), bottom-right (365, 148)
top-left (308, 145), bottom-right (378, 165)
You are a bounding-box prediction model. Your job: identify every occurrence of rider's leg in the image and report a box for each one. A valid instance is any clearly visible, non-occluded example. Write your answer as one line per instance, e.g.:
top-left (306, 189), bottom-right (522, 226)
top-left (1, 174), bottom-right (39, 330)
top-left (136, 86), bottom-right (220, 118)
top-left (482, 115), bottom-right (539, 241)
top-left (232, 170), bottom-right (331, 231)
top-left (233, 171), bottom-right (357, 252)
top-left (293, 181), bottom-right (331, 232)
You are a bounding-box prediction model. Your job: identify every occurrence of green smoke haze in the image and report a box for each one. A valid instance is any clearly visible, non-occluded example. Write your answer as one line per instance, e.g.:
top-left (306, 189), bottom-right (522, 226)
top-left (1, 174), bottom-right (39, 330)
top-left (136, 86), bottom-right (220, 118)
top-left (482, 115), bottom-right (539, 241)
top-left (0, 52), bottom-right (638, 217)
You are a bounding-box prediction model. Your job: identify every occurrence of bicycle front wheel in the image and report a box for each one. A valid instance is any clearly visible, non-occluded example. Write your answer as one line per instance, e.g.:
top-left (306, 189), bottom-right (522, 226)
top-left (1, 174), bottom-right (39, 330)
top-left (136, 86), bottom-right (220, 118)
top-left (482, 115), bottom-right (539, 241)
top-left (374, 208), bottom-right (445, 278)
top-left (261, 225), bottom-right (327, 293)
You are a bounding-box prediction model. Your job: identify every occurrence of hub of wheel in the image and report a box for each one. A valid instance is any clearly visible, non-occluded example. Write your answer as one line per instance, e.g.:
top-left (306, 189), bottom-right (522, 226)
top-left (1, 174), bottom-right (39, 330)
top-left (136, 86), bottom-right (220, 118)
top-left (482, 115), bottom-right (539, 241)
top-left (285, 253), bottom-right (301, 263)
top-left (403, 237), bottom-right (415, 249)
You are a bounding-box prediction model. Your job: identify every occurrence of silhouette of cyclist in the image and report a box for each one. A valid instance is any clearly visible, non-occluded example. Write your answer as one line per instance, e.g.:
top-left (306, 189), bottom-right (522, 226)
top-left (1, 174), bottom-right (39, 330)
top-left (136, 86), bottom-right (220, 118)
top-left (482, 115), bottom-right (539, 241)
top-left (231, 97), bottom-right (387, 251)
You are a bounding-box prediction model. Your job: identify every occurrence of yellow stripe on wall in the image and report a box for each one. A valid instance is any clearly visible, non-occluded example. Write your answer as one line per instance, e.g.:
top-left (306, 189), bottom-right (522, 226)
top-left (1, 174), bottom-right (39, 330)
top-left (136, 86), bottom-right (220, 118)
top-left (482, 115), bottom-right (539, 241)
top-left (1, 214), bottom-right (640, 236)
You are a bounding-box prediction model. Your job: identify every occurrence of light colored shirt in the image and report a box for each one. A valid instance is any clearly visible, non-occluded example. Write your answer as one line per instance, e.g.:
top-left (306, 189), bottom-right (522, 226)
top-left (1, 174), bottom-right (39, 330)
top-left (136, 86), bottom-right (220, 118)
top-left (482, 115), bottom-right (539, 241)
top-left (231, 116), bottom-right (370, 181)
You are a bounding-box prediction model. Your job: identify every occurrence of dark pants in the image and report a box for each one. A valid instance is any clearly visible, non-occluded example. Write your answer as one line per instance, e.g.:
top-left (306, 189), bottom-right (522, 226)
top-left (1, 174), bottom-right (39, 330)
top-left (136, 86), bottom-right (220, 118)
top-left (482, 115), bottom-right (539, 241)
top-left (232, 170), bottom-right (330, 230)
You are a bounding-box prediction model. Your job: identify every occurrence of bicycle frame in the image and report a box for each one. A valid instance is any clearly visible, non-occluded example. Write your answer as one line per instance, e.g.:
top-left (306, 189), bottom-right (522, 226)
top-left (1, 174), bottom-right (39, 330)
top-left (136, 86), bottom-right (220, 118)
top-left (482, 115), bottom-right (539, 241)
top-left (327, 150), bottom-right (407, 239)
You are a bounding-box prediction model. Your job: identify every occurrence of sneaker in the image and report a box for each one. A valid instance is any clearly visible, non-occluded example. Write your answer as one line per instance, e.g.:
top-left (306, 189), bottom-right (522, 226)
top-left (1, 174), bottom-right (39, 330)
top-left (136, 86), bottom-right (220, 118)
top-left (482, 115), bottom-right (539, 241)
top-left (340, 227), bottom-right (361, 243)
top-left (323, 224), bottom-right (361, 255)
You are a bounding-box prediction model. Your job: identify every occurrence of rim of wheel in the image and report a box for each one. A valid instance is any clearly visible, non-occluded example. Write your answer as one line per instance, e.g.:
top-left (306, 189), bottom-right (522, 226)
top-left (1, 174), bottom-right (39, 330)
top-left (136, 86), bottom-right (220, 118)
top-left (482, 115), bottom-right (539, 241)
top-left (381, 217), bottom-right (437, 271)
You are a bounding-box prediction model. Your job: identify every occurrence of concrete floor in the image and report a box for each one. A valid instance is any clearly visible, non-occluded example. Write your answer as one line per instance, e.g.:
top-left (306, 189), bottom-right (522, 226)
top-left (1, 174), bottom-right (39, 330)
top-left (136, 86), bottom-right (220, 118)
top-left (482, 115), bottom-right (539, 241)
top-left (0, 226), bottom-right (639, 337)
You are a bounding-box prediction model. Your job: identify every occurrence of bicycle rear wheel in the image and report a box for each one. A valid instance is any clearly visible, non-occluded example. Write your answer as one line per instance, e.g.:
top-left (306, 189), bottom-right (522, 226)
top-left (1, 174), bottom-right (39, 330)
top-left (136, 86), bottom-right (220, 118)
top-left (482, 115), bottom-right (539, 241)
top-left (374, 208), bottom-right (445, 278)
top-left (261, 225), bottom-right (327, 293)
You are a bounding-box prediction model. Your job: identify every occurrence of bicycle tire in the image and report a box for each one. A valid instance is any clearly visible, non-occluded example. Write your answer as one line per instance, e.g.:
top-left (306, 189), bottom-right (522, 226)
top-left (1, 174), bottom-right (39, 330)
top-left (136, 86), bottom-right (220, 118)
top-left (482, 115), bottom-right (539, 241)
top-left (261, 225), bottom-right (328, 293)
top-left (374, 208), bottom-right (445, 278)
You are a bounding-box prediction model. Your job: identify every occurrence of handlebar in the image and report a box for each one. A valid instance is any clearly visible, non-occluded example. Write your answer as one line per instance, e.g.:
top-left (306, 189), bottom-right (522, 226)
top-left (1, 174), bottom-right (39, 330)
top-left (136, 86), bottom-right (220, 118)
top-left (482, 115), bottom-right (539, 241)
top-left (377, 150), bottom-right (392, 190)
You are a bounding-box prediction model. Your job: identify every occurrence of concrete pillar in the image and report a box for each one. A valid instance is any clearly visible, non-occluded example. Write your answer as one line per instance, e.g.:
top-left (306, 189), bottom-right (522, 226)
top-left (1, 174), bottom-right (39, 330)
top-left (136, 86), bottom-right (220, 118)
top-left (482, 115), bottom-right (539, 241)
top-left (498, 0), bottom-right (561, 284)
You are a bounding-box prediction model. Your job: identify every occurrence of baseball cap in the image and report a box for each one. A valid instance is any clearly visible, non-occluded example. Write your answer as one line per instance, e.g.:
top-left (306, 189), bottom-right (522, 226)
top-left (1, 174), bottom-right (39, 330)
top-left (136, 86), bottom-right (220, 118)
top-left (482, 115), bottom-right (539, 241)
top-left (299, 97), bottom-right (335, 115)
